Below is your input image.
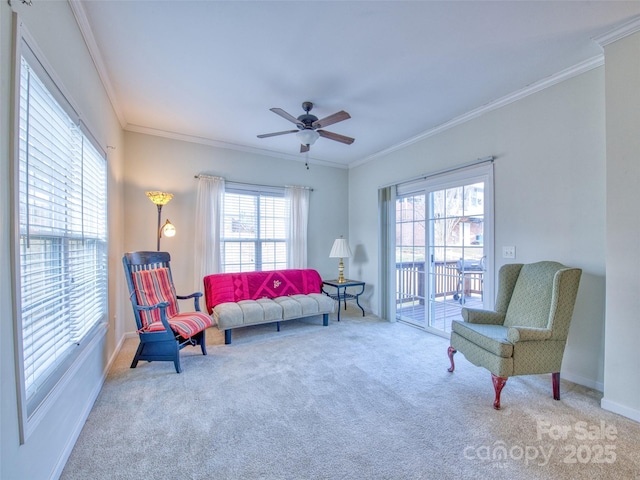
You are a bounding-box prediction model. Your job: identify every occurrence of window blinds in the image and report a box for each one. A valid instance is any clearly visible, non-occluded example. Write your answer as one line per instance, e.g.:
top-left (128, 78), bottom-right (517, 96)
top-left (221, 189), bottom-right (287, 272)
top-left (18, 55), bottom-right (107, 413)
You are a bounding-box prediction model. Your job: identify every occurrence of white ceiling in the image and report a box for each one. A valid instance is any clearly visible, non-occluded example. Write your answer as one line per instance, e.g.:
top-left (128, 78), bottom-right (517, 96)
top-left (76, 1), bottom-right (640, 168)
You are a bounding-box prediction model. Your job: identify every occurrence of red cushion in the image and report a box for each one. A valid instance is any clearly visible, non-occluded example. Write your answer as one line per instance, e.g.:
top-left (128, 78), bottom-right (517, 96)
top-left (145, 312), bottom-right (214, 338)
top-left (131, 267), bottom-right (179, 328)
top-left (203, 269), bottom-right (323, 313)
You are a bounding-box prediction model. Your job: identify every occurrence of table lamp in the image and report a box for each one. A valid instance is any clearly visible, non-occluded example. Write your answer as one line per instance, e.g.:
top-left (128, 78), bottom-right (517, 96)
top-left (329, 236), bottom-right (352, 283)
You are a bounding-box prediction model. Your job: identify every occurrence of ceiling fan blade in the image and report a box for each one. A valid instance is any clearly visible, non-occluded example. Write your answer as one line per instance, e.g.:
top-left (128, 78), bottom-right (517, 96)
top-left (257, 129), bottom-right (298, 139)
top-left (270, 108), bottom-right (304, 127)
top-left (300, 144), bottom-right (310, 153)
top-left (312, 110), bottom-right (350, 129)
top-left (318, 130), bottom-right (355, 145)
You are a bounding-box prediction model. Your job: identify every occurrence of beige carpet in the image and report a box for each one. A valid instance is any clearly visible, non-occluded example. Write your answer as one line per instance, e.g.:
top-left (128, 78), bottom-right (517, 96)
top-left (61, 308), bottom-right (640, 479)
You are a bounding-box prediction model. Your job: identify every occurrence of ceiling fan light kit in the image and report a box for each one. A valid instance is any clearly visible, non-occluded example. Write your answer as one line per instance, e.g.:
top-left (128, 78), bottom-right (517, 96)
top-left (296, 129), bottom-right (319, 146)
top-left (258, 101), bottom-right (354, 153)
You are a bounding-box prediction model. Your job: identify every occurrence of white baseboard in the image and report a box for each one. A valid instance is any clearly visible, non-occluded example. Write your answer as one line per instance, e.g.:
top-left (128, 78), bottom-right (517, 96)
top-left (562, 370), bottom-right (604, 393)
top-left (53, 329), bottom-right (137, 479)
top-left (600, 398), bottom-right (640, 423)
top-left (52, 327), bottom-right (111, 479)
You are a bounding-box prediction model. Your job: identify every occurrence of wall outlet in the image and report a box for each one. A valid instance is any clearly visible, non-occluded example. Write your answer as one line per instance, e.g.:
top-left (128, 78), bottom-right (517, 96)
top-left (502, 246), bottom-right (516, 259)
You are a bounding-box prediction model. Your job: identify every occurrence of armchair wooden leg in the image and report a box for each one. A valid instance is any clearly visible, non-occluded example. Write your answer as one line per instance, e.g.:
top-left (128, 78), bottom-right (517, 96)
top-left (173, 355), bottom-right (182, 374)
top-left (199, 330), bottom-right (208, 356)
top-left (447, 346), bottom-right (457, 372)
top-left (491, 374), bottom-right (508, 410)
top-left (130, 342), bottom-right (144, 369)
top-left (552, 372), bottom-right (560, 400)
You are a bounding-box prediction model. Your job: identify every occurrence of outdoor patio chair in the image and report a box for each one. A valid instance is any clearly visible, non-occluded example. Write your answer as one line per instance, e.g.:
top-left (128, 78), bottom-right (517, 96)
top-left (123, 251), bottom-right (214, 373)
top-left (447, 261), bottom-right (581, 409)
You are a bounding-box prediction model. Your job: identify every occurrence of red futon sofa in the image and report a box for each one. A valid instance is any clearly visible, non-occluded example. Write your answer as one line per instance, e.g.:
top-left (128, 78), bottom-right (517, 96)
top-left (204, 269), bottom-right (335, 344)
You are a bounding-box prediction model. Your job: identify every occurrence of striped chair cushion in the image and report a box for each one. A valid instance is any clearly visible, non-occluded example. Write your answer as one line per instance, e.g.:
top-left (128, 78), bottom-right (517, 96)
top-left (146, 312), bottom-right (214, 338)
top-left (131, 267), bottom-right (179, 328)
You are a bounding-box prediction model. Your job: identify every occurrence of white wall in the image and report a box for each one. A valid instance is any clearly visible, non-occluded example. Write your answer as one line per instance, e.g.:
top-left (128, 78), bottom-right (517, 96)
top-left (1, 7), bottom-right (637, 480)
top-left (602, 31), bottom-right (640, 422)
top-left (122, 131), bottom-right (349, 333)
top-left (0, 2), bottom-right (125, 479)
top-left (348, 68), bottom-right (607, 391)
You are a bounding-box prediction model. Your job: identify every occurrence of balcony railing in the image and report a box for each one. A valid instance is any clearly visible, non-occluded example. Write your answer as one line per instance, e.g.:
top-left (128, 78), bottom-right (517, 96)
top-left (396, 260), bottom-right (484, 332)
top-left (396, 260), bottom-right (483, 307)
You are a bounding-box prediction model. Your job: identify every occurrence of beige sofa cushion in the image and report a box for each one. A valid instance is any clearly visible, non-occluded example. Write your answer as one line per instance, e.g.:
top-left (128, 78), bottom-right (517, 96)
top-left (213, 293), bottom-right (335, 329)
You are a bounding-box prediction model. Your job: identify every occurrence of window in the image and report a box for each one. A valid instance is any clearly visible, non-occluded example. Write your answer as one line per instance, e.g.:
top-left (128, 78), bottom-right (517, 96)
top-left (221, 186), bottom-right (287, 272)
top-left (15, 46), bottom-right (107, 424)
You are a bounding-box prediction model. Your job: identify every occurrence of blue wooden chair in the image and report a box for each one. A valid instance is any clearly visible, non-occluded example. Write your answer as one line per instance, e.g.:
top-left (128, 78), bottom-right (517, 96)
top-left (123, 251), bottom-right (214, 373)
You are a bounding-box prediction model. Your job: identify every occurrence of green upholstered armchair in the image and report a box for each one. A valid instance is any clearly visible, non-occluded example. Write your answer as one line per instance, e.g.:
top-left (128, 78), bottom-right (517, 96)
top-left (447, 261), bottom-right (582, 409)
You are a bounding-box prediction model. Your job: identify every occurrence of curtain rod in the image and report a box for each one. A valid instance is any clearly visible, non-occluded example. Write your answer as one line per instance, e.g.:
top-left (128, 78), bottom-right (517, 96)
top-left (194, 174), bottom-right (223, 180)
top-left (378, 156), bottom-right (494, 189)
top-left (194, 174), bottom-right (313, 191)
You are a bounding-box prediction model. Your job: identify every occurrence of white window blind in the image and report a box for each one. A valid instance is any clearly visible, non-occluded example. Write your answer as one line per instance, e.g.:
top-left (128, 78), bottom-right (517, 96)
top-left (221, 186), bottom-right (287, 272)
top-left (17, 54), bottom-right (108, 414)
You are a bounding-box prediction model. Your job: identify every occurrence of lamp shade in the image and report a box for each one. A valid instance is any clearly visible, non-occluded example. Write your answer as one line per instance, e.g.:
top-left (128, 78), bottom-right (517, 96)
top-left (329, 238), bottom-right (352, 258)
top-left (162, 219), bottom-right (176, 237)
top-left (296, 129), bottom-right (320, 146)
top-left (146, 191), bottom-right (174, 206)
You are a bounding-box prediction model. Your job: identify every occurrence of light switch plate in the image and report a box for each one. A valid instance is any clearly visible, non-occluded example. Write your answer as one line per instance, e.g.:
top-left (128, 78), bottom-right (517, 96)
top-left (503, 246), bottom-right (516, 259)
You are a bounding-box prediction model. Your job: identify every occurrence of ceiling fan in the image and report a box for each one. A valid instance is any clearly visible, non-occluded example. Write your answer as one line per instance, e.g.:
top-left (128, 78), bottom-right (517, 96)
top-left (257, 101), bottom-right (355, 153)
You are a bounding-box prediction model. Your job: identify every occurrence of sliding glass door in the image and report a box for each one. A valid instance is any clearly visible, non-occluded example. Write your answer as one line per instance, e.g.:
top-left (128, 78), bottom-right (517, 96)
top-left (396, 193), bottom-right (427, 328)
top-left (394, 164), bottom-right (493, 336)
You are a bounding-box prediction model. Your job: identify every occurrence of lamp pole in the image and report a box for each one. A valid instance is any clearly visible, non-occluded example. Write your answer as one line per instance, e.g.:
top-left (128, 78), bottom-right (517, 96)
top-left (156, 204), bottom-right (163, 251)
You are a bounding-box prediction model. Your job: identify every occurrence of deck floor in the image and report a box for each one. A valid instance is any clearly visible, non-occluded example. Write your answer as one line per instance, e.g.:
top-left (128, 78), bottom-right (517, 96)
top-left (396, 294), bottom-right (483, 333)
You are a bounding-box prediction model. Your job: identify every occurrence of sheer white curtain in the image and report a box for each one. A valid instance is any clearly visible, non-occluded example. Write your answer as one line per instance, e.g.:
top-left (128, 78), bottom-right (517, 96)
top-left (285, 185), bottom-right (310, 269)
top-left (194, 175), bottom-right (225, 290)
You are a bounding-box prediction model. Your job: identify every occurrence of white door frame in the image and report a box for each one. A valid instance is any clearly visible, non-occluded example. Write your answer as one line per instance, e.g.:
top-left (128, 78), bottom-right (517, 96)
top-left (394, 163), bottom-right (494, 335)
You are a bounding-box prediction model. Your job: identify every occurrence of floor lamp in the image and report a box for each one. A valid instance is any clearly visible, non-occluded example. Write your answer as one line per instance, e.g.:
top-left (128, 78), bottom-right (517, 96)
top-left (145, 191), bottom-right (176, 251)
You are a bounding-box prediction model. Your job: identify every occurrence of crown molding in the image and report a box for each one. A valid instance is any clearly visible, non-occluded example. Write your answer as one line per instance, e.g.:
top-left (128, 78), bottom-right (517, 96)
top-left (68, 0), bottom-right (127, 128)
top-left (124, 124), bottom-right (348, 169)
top-left (348, 54), bottom-right (604, 169)
top-left (66, 0), bottom-right (615, 171)
top-left (66, 0), bottom-right (346, 169)
top-left (594, 15), bottom-right (640, 47)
